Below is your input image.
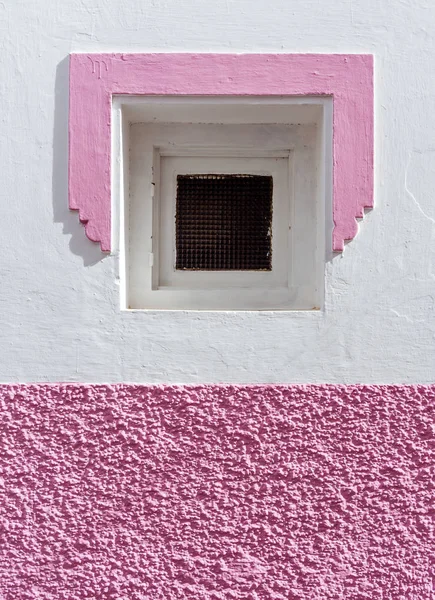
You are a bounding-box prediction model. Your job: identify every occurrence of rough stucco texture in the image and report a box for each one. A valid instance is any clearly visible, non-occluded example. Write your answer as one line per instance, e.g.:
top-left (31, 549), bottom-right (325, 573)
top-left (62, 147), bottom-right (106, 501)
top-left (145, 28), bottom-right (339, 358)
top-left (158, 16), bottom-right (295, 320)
top-left (0, 385), bottom-right (433, 600)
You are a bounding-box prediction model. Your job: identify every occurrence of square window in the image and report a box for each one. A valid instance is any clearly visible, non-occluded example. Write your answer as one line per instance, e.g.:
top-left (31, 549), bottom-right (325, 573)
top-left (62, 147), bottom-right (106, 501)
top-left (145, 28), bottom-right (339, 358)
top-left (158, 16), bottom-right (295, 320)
top-left (117, 97), bottom-right (331, 310)
top-left (158, 154), bottom-right (290, 293)
top-left (175, 174), bottom-right (273, 271)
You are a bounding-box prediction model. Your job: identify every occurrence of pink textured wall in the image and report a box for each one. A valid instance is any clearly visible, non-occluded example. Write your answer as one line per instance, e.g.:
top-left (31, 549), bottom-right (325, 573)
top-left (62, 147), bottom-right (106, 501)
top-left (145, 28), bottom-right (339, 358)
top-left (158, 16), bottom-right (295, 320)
top-left (0, 385), bottom-right (432, 599)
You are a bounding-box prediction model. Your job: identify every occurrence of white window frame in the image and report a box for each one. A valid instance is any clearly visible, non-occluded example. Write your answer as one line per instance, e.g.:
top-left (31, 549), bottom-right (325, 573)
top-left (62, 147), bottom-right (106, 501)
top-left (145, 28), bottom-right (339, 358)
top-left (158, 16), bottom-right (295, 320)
top-left (112, 96), bottom-right (332, 311)
top-left (158, 153), bottom-right (291, 290)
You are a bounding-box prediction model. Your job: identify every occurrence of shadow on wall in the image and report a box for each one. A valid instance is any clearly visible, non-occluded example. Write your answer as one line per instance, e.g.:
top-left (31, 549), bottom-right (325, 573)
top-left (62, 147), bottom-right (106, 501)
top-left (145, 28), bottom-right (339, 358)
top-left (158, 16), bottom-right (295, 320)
top-left (52, 57), bottom-right (105, 267)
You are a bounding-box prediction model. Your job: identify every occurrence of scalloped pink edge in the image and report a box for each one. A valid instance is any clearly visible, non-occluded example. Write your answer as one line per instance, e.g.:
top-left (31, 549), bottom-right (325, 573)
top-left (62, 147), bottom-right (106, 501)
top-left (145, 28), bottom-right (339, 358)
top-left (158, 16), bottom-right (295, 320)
top-left (69, 53), bottom-right (374, 252)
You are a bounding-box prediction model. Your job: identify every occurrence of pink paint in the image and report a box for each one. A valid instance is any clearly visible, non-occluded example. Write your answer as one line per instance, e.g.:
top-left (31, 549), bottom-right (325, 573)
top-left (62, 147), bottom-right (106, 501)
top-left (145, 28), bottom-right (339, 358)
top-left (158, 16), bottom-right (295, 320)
top-left (0, 384), bottom-right (432, 598)
top-left (69, 53), bottom-right (374, 252)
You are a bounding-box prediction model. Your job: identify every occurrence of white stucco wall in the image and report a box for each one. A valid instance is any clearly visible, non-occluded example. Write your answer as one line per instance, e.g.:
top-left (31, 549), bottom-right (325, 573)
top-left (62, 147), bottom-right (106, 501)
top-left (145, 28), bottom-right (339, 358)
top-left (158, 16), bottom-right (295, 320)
top-left (0, 0), bottom-right (434, 383)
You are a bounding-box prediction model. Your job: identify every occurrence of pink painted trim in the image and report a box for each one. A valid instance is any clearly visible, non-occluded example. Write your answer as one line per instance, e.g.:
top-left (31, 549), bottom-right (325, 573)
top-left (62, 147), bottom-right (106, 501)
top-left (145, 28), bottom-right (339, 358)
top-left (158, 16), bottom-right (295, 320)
top-left (69, 53), bottom-right (374, 252)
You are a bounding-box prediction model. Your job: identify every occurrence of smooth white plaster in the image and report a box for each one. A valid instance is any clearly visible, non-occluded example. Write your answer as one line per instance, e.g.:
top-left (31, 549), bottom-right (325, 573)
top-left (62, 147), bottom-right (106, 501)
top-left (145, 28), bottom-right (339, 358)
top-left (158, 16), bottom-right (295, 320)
top-left (0, 0), bottom-right (434, 383)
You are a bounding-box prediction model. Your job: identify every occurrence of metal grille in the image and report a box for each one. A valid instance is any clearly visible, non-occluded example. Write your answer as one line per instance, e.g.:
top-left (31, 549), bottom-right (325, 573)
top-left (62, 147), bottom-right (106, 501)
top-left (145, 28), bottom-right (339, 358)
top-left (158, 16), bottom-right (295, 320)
top-left (175, 174), bottom-right (273, 271)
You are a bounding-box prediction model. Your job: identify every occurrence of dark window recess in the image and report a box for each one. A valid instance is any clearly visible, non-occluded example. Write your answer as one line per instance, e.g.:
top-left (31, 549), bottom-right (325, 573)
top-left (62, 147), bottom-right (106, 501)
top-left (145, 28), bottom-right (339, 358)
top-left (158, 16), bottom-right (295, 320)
top-left (175, 174), bottom-right (273, 271)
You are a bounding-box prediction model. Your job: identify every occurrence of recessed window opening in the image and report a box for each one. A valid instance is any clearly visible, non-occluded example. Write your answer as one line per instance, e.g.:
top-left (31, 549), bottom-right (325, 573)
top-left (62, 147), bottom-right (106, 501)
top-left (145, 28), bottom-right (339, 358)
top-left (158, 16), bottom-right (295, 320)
top-left (117, 96), bottom-right (332, 310)
top-left (175, 174), bottom-right (273, 272)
